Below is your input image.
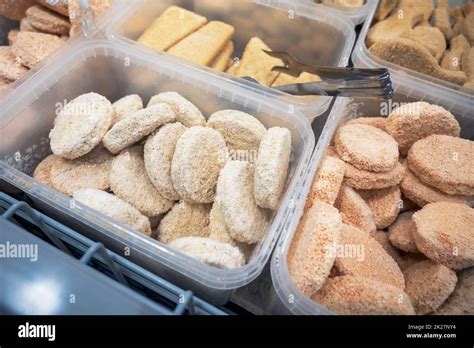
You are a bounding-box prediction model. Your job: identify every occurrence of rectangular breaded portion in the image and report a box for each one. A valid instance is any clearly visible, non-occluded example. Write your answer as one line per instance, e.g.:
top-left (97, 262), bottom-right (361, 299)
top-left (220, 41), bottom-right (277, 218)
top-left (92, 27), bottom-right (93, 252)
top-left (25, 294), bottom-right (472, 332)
top-left (138, 6), bottom-right (207, 51)
top-left (272, 71), bottom-right (322, 87)
top-left (167, 21), bottom-right (235, 66)
top-left (211, 41), bottom-right (234, 71)
top-left (235, 37), bottom-right (282, 86)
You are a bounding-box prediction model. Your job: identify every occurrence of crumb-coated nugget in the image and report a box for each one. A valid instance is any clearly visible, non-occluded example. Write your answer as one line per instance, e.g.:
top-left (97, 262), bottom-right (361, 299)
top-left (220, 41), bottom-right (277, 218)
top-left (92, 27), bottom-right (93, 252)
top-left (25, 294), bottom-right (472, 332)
top-left (112, 94), bottom-right (143, 125)
top-left (207, 110), bottom-right (267, 151)
top-left (413, 202), bottom-right (474, 270)
top-left (306, 155), bottom-right (346, 208)
top-left (345, 161), bottom-right (405, 190)
top-left (400, 164), bottom-right (470, 207)
top-left (25, 5), bottom-right (70, 36)
top-left (216, 161), bottom-right (268, 244)
top-left (0, 0), bottom-right (35, 20)
top-left (0, 46), bottom-right (28, 82)
top-left (50, 92), bottom-right (113, 160)
top-left (33, 155), bottom-right (61, 187)
top-left (374, 0), bottom-right (398, 22)
top-left (335, 185), bottom-right (376, 234)
top-left (144, 123), bottom-right (187, 201)
top-left (288, 202), bottom-right (342, 296)
top-left (335, 124), bottom-right (399, 172)
top-left (407, 135), bottom-right (474, 196)
top-left (171, 127), bottom-right (227, 204)
top-left (357, 186), bottom-right (401, 230)
top-left (404, 260), bottom-right (457, 315)
top-left (335, 224), bottom-right (405, 290)
top-left (345, 117), bottom-right (388, 132)
top-left (148, 92), bottom-right (205, 127)
top-left (388, 211), bottom-right (419, 253)
top-left (103, 103), bottom-right (176, 155)
top-left (7, 29), bottom-right (18, 45)
top-left (208, 201), bottom-right (254, 260)
top-left (50, 145), bottom-right (114, 197)
top-left (312, 276), bottom-right (415, 315)
top-left (156, 201), bottom-right (210, 244)
top-left (385, 102), bottom-right (460, 155)
top-left (169, 237), bottom-right (245, 269)
top-left (11, 31), bottom-right (64, 69)
top-left (254, 127), bottom-right (291, 210)
top-left (73, 189), bottom-right (151, 235)
top-left (110, 146), bottom-right (173, 218)
top-left (436, 267), bottom-right (474, 315)
top-left (370, 230), bottom-right (403, 266)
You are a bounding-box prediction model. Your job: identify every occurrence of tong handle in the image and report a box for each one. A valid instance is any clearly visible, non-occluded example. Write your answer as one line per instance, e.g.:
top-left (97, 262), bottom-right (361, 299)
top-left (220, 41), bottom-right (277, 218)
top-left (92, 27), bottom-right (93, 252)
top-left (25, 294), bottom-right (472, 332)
top-left (291, 65), bottom-right (390, 82)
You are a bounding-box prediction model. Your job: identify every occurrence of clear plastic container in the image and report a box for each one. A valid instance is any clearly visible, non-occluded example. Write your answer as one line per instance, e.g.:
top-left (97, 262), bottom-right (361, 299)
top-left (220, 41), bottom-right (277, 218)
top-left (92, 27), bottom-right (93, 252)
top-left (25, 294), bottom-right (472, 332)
top-left (352, 0), bottom-right (474, 103)
top-left (269, 73), bottom-right (474, 315)
top-left (302, 0), bottom-right (378, 25)
top-left (107, 0), bottom-right (356, 121)
top-left (0, 39), bottom-right (315, 305)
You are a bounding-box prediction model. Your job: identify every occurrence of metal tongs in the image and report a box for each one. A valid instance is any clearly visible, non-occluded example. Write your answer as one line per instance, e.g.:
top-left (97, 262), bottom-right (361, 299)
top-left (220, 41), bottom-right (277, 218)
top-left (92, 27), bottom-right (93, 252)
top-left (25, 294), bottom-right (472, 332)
top-left (245, 50), bottom-right (394, 99)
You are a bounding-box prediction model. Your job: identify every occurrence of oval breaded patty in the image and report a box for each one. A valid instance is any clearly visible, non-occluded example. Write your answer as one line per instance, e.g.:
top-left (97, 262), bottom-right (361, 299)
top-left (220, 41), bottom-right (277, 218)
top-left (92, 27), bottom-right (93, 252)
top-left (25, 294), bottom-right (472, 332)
top-left (148, 92), bottom-right (205, 127)
top-left (335, 185), bottom-right (376, 234)
top-left (169, 237), bottom-right (245, 269)
top-left (436, 267), bottom-right (474, 315)
top-left (388, 211), bottom-right (419, 253)
top-left (216, 161), bottom-right (268, 244)
top-left (345, 117), bottom-right (388, 132)
top-left (335, 124), bottom-right (399, 172)
top-left (33, 155), bottom-right (61, 187)
top-left (412, 202), bottom-right (474, 270)
top-left (386, 102), bottom-right (460, 155)
top-left (254, 127), bottom-right (291, 210)
top-left (357, 186), bottom-right (401, 230)
top-left (171, 127), bottom-right (227, 204)
top-left (49, 93), bottom-right (113, 160)
top-left (144, 123), bottom-right (187, 201)
top-left (404, 260), bottom-right (457, 315)
top-left (156, 201), bottom-right (210, 244)
top-left (335, 224), bottom-right (405, 290)
top-left (344, 161), bottom-right (405, 190)
top-left (73, 189), bottom-right (151, 235)
top-left (110, 146), bottom-right (173, 218)
top-left (207, 109), bottom-right (267, 151)
top-left (407, 135), bottom-right (474, 196)
top-left (288, 202), bottom-right (342, 297)
top-left (312, 276), bottom-right (415, 315)
top-left (112, 94), bottom-right (143, 125)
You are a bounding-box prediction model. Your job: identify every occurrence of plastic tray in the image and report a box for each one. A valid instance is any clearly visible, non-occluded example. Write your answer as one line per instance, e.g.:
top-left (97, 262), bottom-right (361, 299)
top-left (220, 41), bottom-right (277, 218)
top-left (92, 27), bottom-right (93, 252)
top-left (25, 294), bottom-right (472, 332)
top-left (0, 192), bottom-right (224, 315)
top-left (269, 73), bottom-right (474, 315)
top-left (107, 0), bottom-right (356, 122)
top-left (352, 0), bottom-right (474, 104)
top-left (302, 0), bottom-right (378, 25)
top-left (0, 39), bottom-right (315, 305)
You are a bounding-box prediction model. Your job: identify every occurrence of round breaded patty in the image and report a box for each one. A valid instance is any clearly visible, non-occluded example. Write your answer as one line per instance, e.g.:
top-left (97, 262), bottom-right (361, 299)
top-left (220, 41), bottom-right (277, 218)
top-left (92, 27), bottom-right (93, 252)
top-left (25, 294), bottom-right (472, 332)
top-left (73, 189), bottom-right (151, 235)
top-left (335, 224), bottom-right (405, 290)
top-left (388, 211), bottom-right (419, 253)
top-left (407, 135), bottom-right (474, 196)
top-left (345, 117), bottom-right (388, 132)
top-left (144, 123), bottom-right (187, 201)
top-left (335, 185), bottom-right (376, 234)
top-left (413, 202), bottom-right (474, 270)
top-left (148, 92), bottom-right (205, 127)
top-left (344, 161), bottom-right (405, 190)
top-left (436, 267), bottom-right (474, 315)
top-left (254, 127), bottom-right (291, 210)
top-left (110, 146), bottom-right (173, 218)
top-left (112, 94), bottom-right (143, 125)
top-left (216, 161), bottom-right (268, 244)
top-left (400, 164), bottom-right (470, 207)
top-left (26, 5), bottom-right (71, 36)
top-left (370, 230), bottom-right (403, 266)
top-left (50, 93), bottom-right (113, 160)
top-left (312, 276), bottom-right (415, 315)
top-left (335, 124), bottom-right (399, 172)
top-left (171, 127), bottom-right (227, 204)
top-left (156, 201), bottom-right (211, 244)
top-left (357, 186), bottom-right (401, 230)
top-left (404, 260), bottom-right (457, 315)
top-left (207, 110), bottom-right (267, 151)
top-left (33, 155), bottom-right (61, 187)
top-left (49, 145), bottom-right (114, 196)
top-left (288, 202), bottom-right (342, 297)
top-left (386, 102), bottom-right (461, 155)
top-left (103, 103), bottom-right (176, 155)
top-left (169, 237), bottom-right (245, 269)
